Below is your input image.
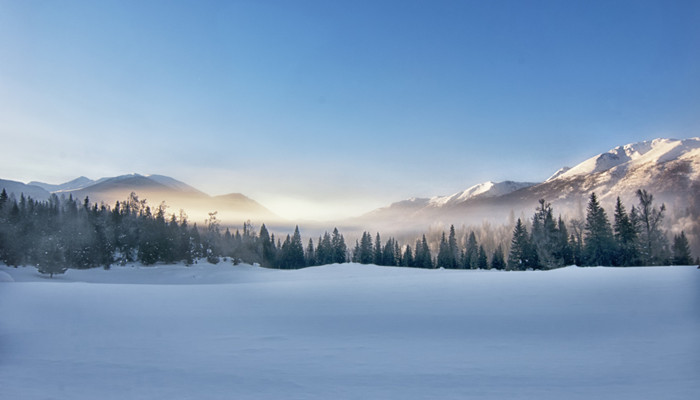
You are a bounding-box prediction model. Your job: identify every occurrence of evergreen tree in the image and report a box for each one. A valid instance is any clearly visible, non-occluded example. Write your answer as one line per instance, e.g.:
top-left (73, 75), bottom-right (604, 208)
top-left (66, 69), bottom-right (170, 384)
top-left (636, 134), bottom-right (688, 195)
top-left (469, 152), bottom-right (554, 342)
top-left (289, 226), bottom-right (305, 268)
top-left (613, 197), bottom-right (638, 266)
top-left (352, 240), bottom-right (360, 263)
top-left (316, 232), bottom-right (333, 265)
top-left (556, 217), bottom-right (574, 265)
top-left (373, 233), bottom-right (383, 265)
top-left (305, 238), bottom-right (316, 266)
top-left (448, 225), bottom-right (458, 268)
top-left (402, 244), bottom-right (414, 267)
top-left (477, 245), bottom-right (488, 269)
top-left (584, 193), bottom-right (615, 266)
top-left (530, 199), bottom-right (560, 267)
top-left (437, 232), bottom-right (452, 269)
top-left (259, 224), bottom-right (275, 268)
top-left (382, 238), bottom-right (397, 266)
top-left (414, 234), bottom-right (433, 268)
top-left (359, 232), bottom-right (373, 264)
top-left (464, 231), bottom-right (478, 269)
top-left (36, 235), bottom-right (67, 278)
top-left (331, 228), bottom-right (347, 264)
top-left (507, 219), bottom-right (532, 270)
top-left (671, 231), bottom-right (693, 265)
top-left (491, 244), bottom-right (506, 270)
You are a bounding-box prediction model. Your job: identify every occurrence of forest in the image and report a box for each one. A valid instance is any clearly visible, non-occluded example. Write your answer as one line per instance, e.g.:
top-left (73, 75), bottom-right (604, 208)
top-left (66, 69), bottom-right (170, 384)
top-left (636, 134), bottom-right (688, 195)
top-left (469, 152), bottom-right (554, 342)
top-left (0, 188), bottom-right (695, 277)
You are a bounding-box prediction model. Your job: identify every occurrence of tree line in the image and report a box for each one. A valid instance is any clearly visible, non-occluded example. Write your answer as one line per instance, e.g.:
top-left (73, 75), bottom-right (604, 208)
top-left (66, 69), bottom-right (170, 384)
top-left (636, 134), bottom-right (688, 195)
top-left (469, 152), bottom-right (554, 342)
top-left (505, 190), bottom-right (694, 270)
top-left (0, 188), bottom-right (695, 277)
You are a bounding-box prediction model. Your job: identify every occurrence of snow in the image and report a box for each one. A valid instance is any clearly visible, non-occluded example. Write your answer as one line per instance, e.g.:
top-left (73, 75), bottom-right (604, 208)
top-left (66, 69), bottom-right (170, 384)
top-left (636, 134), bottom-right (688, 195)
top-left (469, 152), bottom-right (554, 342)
top-left (1, 263), bottom-right (698, 399)
top-left (553, 137), bottom-right (700, 181)
top-left (429, 181), bottom-right (537, 207)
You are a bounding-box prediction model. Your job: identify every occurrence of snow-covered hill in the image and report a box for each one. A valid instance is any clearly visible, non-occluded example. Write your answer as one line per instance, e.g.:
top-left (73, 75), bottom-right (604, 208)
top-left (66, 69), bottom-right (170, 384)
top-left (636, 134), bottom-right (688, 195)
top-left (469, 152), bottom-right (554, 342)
top-left (550, 138), bottom-right (700, 182)
top-left (428, 181), bottom-right (537, 207)
top-left (359, 137), bottom-right (700, 238)
top-left (1, 263), bottom-right (698, 399)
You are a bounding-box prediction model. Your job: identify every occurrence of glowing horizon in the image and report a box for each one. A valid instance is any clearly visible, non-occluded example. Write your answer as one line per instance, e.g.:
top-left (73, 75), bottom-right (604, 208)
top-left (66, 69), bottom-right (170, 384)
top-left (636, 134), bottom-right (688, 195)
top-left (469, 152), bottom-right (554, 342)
top-left (1, 1), bottom-right (698, 221)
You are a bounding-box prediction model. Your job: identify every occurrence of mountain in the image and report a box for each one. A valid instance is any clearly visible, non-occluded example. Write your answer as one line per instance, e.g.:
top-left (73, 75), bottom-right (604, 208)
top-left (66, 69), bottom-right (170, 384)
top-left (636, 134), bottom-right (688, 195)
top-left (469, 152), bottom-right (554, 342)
top-left (2, 174), bottom-right (281, 225)
top-left (0, 179), bottom-right (51, 201)
top-left (427, 181), bottom-right (538, 207)
top-left (358, 137), bottom-right (700, 234)
top-left (28, 176), bottom-right (95, 192)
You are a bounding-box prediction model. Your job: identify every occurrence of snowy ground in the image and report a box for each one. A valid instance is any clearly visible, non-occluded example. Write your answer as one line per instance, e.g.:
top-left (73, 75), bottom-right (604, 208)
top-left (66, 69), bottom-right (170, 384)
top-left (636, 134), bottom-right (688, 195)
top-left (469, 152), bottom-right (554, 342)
top-left (1, 263), bottom-right (698, 399)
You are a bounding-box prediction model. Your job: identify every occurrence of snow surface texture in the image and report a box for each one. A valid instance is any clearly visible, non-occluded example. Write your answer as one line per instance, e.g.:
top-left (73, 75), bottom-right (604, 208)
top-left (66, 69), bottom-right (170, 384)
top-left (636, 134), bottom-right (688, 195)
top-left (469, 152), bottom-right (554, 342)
top-left (1, 263), bottom-right (698, 400)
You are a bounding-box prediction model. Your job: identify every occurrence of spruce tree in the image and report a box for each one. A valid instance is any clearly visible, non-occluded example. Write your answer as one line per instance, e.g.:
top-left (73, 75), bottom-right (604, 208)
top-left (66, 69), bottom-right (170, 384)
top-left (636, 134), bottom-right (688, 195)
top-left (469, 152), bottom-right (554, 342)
top-left (437, 232), bottom-right (452, 269)
top-left (491, 244), bottom-right (506, 270)
top-left (359, 232), bottom-right (373, 264)
top-left (305, 238), bottom-right (316, 266)
top-left (508, 219), bottom-right (531, 270)
top-left (477, 245), bottom-right (488, 269)
top-left (584, 193), bottom-right (614, 266)
top-left (259, 224), bottom-right (275, 268)
top-left (464, 231), bottom-right (478, 269)
top-left (448, 225), bottom-right (458, 268)
top-left (373, 233), bottom-right (383, 265)
top-left (331, 228), bottom-right (347, 264)
top-left (289, 226), bottom-right (305, 268)
top-left (671, 231), bottom-right (693, 265)
top-left (613, 197), bottom-right (638, 266)
top-left (402, 244), bottom-right (414, 267)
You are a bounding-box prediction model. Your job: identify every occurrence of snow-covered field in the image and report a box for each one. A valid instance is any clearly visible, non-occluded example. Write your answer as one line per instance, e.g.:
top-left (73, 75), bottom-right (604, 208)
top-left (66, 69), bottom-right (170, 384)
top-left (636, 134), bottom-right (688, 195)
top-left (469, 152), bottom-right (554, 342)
top-left (1, 263), bottom-right (698, 399)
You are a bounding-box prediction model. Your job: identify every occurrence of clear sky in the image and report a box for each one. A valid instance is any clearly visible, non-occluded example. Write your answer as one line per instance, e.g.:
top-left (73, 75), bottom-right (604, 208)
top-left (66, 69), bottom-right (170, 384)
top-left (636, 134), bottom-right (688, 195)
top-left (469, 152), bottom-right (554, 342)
top-left (1, 0), bottom-right (699, 220)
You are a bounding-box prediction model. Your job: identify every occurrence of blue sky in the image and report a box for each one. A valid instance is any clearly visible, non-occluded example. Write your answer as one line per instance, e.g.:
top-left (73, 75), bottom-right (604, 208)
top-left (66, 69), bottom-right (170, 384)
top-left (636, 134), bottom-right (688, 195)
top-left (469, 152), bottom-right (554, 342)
top-left (1, 0), bottom-right (699, 219)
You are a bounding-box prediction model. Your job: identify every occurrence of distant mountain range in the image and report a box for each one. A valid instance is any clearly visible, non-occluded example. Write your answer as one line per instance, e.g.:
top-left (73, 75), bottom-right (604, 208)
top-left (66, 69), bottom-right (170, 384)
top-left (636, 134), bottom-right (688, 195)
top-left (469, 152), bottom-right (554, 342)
top-left (1, 174), bottom-right (279, 225)
top-left (2, 137), bottom-right (699, 236)
top-left (356, 137), bottom-right (700, 233)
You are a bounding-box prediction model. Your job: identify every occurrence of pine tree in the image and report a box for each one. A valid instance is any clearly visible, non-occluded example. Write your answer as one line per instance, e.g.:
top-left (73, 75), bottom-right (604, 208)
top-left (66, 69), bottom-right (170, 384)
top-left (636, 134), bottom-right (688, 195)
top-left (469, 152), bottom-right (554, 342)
top-left (382, 238), bottom-right (397, 266)
top-left (415, 234), bottom-right (433, 268)
top-left (448, 225), bottom-right (458, 268)
top-left (305, 238), bottom-right (316, 266)
top-left (331, 228), bottom-right (347, 264)
top-left (556, 217), bottom-right (573, 265)
top-left (359, 232), bottom-right (373, 264)
top-left (259, 224), bottom-right (275, 268)
top-left (402, 244), bottom-right (414, 267)
top-left (584, 193), bottom-right (614, 266)
top-left (464, 231), bottom-right (478, 269)
top-left (671, 231), bottom-right (693, 265)
top-left (613, 197), bottom-right (638, 266)
top-left (477, 245), bottom-right (488, 269)
top-left (437, 232), bottom-right (452, 269)
top-left (373, 233), bottom-right (383, 265)
top-left (508, 219), bottom-right (531, 270)
top-left (289, 226), bottom-right (305, 268)
top-left (491, 244), bottom-right (506, 270)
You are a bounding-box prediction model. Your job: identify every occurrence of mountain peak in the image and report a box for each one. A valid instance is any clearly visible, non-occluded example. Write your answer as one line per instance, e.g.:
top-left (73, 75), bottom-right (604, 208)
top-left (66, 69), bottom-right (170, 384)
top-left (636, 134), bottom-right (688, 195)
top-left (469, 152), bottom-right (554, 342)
top-left (428, 180), bottom-right (537, 207)
top-left (551, 137), bottom-right (700, 181)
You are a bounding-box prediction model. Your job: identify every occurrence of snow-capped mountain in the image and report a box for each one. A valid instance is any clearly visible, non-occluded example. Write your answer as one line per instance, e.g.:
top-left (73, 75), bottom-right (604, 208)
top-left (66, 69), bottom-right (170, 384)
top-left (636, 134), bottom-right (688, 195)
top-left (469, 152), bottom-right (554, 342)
top-left (548, 138), bottom-right (700, 182)
top-left (427, 181), bottom-right (537, 207)
top-left (359, 137), bottom-right (700, 232)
